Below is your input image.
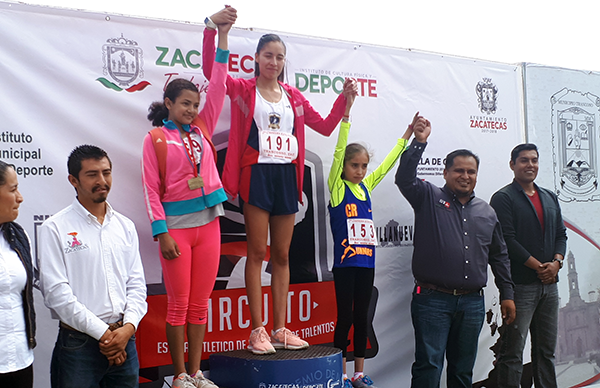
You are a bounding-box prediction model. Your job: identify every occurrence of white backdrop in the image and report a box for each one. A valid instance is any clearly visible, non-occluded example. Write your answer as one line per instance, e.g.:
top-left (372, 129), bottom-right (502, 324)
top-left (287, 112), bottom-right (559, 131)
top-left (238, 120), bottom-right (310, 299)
top-left (523, 64), bottom-right (600, 387)
top-left (0, 2), bottom-right (534, 387)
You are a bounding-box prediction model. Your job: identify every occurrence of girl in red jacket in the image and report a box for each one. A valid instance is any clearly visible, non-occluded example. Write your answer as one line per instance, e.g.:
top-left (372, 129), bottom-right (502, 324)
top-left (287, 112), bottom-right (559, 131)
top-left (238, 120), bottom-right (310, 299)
top-left (205, 10), bottom-right (357, 355)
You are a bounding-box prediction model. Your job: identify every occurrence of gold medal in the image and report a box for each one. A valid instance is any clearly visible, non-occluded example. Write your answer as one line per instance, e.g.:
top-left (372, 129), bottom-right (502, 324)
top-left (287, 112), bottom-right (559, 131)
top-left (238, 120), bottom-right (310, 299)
top-left (188, 176), bottom-right (204, 190)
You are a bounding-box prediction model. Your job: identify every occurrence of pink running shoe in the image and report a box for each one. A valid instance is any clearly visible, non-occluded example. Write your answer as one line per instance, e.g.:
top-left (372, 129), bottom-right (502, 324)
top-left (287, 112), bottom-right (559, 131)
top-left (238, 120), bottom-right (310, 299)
top-left (248, 326), bottom-right (276, 355)
top-left (191, 370), bottom-right (219, 388)
top-left (271, 327), bottom-right (309, 350)
top-left (172, 372), bottom-right (197, 388)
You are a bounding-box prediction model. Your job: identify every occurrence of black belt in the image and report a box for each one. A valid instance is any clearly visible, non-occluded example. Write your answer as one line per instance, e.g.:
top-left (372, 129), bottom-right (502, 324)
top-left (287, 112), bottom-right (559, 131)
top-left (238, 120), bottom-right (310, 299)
top-left (60, 320), bottom-right (123, 332)
top-left (416, 281), bottom-right (482, 296)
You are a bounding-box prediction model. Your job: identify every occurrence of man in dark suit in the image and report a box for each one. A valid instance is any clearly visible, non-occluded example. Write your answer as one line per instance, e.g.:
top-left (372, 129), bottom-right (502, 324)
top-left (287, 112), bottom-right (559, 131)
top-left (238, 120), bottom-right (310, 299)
top-left (490, 143), bottom-right (567, 388)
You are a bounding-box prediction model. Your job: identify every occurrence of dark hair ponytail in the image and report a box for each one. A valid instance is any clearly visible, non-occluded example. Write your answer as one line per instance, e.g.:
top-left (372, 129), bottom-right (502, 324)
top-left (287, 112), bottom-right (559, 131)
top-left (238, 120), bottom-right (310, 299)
top-left (147, 102), bottom-right (169, 127)
top-left (255, 34), bottom-right (286, 83)
top-left (147, 78), bottom-right (199, 127)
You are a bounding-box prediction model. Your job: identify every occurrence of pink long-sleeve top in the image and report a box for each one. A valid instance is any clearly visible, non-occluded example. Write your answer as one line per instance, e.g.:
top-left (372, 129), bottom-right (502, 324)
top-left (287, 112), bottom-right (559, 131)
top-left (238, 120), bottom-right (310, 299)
top-left (142, 48), bottom-right (230, 237)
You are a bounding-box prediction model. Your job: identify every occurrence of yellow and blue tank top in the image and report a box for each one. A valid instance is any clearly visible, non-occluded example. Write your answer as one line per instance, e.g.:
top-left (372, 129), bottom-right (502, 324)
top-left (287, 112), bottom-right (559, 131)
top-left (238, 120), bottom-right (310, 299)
top-left (329, 182), bottom-right (376, 268)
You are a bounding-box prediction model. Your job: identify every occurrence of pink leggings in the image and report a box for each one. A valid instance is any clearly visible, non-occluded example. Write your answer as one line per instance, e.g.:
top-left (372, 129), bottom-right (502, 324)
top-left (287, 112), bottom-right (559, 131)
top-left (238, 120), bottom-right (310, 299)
top-left (160, 219), bottom-right (220, 326)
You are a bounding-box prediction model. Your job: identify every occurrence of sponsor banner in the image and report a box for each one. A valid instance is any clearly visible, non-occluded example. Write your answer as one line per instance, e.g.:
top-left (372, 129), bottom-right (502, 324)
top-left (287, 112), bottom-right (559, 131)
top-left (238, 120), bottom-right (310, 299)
top-left (1, 2), bottom-right (526, 387)
top-left (138, 282), bottom-right (337, 369)
top-left (524, 64), bottom-right (600, 386)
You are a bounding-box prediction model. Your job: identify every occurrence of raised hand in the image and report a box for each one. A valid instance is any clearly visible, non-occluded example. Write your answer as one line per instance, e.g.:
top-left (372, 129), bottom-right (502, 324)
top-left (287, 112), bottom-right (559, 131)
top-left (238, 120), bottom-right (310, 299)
top-left (211, 6), bottom-right (237, 32)
top-left (409, 111), bottom-right (421, 129)
top-left (413, 117), bottom-right (431, 143)
top-left (342, 78), bottom-right (358, 108)
top-left (401, 112), bottom-right (421, 140)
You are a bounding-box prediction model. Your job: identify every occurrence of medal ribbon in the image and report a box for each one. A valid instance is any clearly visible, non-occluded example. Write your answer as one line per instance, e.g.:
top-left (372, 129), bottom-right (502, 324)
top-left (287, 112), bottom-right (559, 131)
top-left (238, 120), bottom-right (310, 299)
top-left (181, 131), bottom-right (203, 176)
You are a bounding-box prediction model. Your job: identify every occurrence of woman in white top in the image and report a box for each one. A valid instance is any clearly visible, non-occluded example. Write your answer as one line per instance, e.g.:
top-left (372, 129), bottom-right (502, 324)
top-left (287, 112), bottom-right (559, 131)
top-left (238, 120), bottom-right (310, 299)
top-left (0, 161), bottom-right (36, 388)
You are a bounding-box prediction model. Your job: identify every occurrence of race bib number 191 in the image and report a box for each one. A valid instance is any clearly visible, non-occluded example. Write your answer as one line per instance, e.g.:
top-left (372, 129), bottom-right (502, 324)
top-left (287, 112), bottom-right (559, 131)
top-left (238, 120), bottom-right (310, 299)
top-left (259, 130), bottom-right (298, 161)
top-left (347, 218), bottom-right (376, 246)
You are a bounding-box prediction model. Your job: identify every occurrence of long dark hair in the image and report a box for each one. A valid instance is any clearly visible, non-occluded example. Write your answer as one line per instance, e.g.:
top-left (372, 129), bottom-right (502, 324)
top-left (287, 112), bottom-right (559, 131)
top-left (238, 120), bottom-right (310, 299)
top-left (254, 34), bottom-right (286, 83)
top-left (147, 79), bottom-right (199, 127)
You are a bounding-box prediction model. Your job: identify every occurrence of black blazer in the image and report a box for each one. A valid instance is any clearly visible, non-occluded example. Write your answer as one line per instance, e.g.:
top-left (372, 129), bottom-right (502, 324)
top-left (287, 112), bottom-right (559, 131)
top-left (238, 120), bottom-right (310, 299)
top-left (490, 180), bottom-right (567, 284)
top-left (2, 222), bottom-right (36, 349)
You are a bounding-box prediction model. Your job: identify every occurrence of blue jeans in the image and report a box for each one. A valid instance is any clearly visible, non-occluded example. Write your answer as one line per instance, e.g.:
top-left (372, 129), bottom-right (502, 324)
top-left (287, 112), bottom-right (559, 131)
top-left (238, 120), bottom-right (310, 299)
top-left (496, 282), bottom-right (558, 388)
top-left (51, 327), bottom-right (139, 388)
top-left (410, 286), bottom-right (484, 388)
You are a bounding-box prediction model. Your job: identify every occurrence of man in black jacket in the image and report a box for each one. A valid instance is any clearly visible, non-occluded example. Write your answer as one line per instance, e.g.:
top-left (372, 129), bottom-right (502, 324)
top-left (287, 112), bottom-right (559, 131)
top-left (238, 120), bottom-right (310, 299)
top-left (396, 118), bottom-right (515, 388)
top-left (490, 143), bottom-right (567, 388)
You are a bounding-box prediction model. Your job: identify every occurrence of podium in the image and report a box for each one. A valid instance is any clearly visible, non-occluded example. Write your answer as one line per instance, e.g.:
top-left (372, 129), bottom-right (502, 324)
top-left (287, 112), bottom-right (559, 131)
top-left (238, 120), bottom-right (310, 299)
top-left (209, 346), bottom-right (343, 388)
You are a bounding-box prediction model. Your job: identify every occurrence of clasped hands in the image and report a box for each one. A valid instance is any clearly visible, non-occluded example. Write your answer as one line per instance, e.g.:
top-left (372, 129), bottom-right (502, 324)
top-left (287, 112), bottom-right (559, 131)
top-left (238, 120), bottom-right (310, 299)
top-left (99, 323), bottom-right (136, 366)
top-left (536, 260), bottom-right (560, 284)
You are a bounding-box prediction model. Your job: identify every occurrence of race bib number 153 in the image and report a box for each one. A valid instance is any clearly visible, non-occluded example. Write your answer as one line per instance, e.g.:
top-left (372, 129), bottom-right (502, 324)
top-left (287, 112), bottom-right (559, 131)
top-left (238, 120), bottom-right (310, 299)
top-left (347, 218), bottom-right (376, 246)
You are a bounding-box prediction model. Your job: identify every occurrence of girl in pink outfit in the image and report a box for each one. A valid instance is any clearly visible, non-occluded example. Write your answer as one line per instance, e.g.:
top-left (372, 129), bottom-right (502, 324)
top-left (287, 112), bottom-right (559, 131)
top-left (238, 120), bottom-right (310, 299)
top-left (203, 10), bottom-right (356, 355)
top-left (141, 8), bottom-right (236, 388)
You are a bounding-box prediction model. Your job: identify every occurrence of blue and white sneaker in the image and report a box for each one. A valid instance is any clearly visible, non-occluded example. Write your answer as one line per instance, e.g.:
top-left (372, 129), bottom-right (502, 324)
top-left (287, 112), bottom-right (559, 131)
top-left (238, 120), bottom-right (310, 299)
top-left (351, 374), bottom-right (376, 388)
top-left (342, 378), bottom-right (353, 388)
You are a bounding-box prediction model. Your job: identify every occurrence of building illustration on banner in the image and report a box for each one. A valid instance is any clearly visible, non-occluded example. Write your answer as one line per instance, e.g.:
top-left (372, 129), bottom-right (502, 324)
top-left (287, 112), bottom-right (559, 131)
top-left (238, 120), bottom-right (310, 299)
top-left (551, 88), bottom-right (600, 202)
top-left (475, 236), bottom-right (600, 388)
top-left (97, 33), bottom-right (151, 92)
top-left (556, 250), bottom-right (600, 363)
top-left (376, 219), bottom-right (414, 247)
top-left (554, 241), bottom-right (600, 387)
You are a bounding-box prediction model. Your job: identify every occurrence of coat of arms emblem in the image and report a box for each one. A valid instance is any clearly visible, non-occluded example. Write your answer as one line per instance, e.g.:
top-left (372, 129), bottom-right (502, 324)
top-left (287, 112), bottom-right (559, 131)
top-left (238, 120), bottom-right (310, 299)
top-left (476, 78), bottom-right (498, 115)
top-left (97, 33), bottom-right (150, 92)
top-left (551, 88), bottom-right (599, 201)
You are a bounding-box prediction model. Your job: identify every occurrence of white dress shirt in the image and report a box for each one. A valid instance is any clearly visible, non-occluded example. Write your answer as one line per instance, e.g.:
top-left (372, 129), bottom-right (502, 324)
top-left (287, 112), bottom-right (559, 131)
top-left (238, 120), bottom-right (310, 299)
top-left (39, 199), bottom-right (147, 340)
top-left (0, 231), bottom-right (34, 373)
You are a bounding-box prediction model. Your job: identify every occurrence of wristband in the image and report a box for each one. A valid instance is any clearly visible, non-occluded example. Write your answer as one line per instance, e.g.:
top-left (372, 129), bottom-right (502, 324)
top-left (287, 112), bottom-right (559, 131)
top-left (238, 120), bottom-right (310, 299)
top-left (204, 17), bottom-right (217, 30)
